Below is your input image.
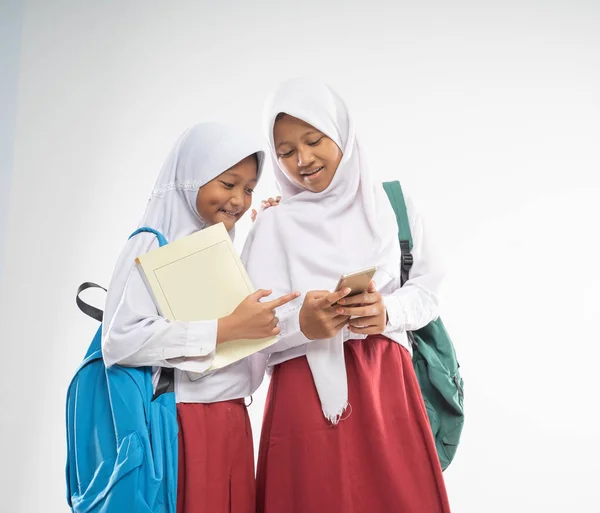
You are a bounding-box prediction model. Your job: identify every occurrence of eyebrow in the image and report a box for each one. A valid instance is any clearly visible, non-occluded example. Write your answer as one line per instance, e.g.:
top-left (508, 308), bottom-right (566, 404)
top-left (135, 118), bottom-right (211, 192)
top-left (222, 171), bottom-right (258, 183)
top-left (275, 130), bottom-right (322, 150)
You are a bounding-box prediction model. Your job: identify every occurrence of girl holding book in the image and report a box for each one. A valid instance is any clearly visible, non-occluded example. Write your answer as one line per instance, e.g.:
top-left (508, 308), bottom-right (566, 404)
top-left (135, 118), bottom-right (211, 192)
top-left (101, 122), bottom-right (298, 513)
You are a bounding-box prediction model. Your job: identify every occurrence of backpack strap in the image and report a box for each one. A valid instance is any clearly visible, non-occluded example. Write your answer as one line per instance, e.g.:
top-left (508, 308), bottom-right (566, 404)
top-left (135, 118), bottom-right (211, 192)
top-left (76, 282), bottom-right (107, 322)
top-left (75, 227), bottom-right (173, 398)
top-left (76, 227), bottom-right (169, 322)
top-left (127, 228), bottom-right (175, 400)
top-left (382, 181), bottom-right (414, 286)
top-left (129, 227), bottom-right (169, 247)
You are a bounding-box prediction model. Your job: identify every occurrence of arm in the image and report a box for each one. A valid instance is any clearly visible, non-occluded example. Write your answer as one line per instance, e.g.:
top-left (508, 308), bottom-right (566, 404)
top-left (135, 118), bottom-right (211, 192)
top-left (336, 197), bottom-right (443, 336)
top-left (267, 287), bottom-right (354, 354)
top-left (383, 196), bottom-right (443, 333)
top-left (102, 268), bottom-right (297, 371)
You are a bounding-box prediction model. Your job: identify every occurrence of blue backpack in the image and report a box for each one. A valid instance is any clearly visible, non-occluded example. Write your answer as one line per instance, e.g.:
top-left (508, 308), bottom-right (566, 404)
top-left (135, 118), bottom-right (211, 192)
top-left (65, 228), bottom-right (178, 513)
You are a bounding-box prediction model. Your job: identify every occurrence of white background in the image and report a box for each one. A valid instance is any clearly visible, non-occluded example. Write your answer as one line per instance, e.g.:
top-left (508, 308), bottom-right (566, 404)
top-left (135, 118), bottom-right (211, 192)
top-left (1, 1), bottom-right (599, 512)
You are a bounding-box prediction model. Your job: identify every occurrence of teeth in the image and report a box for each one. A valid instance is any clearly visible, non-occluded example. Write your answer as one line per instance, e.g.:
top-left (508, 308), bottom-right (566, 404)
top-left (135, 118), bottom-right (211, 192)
top-left (303, 167), bottom-right (322, 176)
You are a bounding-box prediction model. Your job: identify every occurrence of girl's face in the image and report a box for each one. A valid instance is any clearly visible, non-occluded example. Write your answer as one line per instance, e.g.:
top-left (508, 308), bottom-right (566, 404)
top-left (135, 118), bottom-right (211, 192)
top-left (273, 114), bottom-right (342, 193)
top-left (195, 154), bottom-right (258, 231)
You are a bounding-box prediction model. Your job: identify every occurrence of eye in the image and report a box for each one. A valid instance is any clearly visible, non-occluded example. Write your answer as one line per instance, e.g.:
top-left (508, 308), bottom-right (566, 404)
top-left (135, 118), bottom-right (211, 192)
top-left (220, 181), bottom-right (234, 189)
top-left (278, 149), bottom-right (294, 158)
top-left (245, 188), bottom-right (254, 195)
top-left (308, 137), bottom-right (323, 146)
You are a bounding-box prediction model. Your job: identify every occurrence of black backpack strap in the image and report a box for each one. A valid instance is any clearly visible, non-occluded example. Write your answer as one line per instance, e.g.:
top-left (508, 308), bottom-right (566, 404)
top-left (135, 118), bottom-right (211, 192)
top-left (382, 181), bottom-right (414, 285)
top-left (76, 282), bottom-right (107, 322)
top-left (152, 369), bottom-right (175, 400)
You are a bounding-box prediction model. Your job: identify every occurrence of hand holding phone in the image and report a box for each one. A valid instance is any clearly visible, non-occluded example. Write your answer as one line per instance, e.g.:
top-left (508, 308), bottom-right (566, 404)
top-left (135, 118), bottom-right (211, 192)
top-left (298, 267), bottom-right (379, 340)
top-left (298, 287), bottom-right (354, 340)
top-left (335, 279), bottom-right (388, 336)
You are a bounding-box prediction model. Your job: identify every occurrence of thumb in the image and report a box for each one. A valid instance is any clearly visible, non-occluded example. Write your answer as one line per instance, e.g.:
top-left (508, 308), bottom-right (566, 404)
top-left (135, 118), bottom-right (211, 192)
top-left (367, 280), bottom-right (376, 293)
top-left (251, 209), bottom-right (257, 222)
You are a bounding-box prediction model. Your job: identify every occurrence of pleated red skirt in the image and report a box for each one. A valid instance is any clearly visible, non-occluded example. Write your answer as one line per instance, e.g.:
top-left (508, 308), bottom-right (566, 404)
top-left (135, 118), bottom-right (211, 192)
top-left (256, 335), bottom-right (451, 513)
top-left (177, 399), bottom-right (255, 513)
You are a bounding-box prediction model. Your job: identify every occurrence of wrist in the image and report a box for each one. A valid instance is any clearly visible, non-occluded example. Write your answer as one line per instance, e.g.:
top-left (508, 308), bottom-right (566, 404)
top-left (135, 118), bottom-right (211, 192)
top-left (217, 315), bottom-right (239, 344)
top-left (299, 311), bottom-right (315, 340)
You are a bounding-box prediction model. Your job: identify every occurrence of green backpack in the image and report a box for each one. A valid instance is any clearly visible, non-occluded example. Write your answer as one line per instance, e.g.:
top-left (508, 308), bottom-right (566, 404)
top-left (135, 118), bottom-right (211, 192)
top-left (383, 180), bottom-right (464, 471)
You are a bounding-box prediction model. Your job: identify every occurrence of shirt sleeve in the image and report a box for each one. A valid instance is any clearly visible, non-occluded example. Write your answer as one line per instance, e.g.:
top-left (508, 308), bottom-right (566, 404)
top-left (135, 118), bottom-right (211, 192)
top-left (382, 195), bottom-right (444, 335)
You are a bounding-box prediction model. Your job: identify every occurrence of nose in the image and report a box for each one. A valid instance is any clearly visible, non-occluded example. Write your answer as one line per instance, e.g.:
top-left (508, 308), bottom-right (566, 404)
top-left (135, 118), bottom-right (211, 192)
top-left (297, 146), bottom-right (315, 168)
top-left (229, 187), bottom-right (244, 207)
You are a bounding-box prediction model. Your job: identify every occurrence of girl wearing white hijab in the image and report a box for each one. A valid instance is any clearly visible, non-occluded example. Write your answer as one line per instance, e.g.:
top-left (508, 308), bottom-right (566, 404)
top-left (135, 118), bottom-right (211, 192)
top-left (242, 80), bottom-right (451, 512)
top-left (102, 122), bottom-right (298, 513)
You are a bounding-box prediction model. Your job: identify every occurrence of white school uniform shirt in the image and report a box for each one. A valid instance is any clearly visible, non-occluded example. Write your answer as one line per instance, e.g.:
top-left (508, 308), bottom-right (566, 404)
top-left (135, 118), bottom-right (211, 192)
top-left (259, 193), bottom-right (441, 368)
top-left (101, 122), bottom-right (267, 403)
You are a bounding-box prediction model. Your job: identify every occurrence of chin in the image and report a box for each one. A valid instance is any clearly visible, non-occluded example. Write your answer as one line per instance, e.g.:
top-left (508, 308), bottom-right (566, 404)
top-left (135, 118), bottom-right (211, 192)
top-left (308, 183), bottom-right (328, 193)
top-left (205, 217), bottom-right (231, 231)
top-left (301, 175), bottom-right (333, 193)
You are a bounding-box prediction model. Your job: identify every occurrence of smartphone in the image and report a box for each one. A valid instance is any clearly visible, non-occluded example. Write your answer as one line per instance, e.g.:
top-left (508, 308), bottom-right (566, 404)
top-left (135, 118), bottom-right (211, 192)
top-left (333, 266), bottom-right (377, 299)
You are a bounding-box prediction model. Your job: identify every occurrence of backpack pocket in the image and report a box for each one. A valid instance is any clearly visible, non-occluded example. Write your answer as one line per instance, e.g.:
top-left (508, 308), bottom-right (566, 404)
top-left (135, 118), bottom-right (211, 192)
top-left (70, 431), bottom-right (144, 513)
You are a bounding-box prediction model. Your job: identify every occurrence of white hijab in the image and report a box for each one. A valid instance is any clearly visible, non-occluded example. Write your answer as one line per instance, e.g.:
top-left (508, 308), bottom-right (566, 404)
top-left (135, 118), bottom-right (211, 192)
top-left (103, 122), bottom-right (264, 343)
top-left (242, 79), bottom-right (401, 423)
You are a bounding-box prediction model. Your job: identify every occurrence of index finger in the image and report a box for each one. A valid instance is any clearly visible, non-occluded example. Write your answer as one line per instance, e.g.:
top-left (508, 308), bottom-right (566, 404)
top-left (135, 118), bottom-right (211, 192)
top-left (263, 291), bottom-right (301, 309)
top-left (319, 287), bottom-right (352, 308)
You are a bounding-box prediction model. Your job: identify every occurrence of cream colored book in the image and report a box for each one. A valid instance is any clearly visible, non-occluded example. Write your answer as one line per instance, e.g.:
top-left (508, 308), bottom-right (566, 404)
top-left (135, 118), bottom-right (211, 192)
top-left (135, 222), bottom-right (276, 371)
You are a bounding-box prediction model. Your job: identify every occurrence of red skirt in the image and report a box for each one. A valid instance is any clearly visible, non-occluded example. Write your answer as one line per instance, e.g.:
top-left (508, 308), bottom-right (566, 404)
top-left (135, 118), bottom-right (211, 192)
top-left (256, 335), bottom-right (451, 513)
top-left (177, 400), bottom-right (255, 513)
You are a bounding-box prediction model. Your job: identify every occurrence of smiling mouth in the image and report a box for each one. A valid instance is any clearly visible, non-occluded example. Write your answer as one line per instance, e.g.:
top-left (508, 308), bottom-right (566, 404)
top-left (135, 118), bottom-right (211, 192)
top-left (301, 166), bottom-right (324, 179)
top-left (218, 208), bottom-right (241, 218)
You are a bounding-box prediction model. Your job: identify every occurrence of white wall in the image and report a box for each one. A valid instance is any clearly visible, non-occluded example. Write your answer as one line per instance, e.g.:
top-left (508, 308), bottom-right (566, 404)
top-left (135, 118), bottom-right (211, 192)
top-left (1, 1), bottom-right (599, 511)
top-left (0, 0), bottom-right (23, 281)
top-left (0, 0), bottom-right (24, 505)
